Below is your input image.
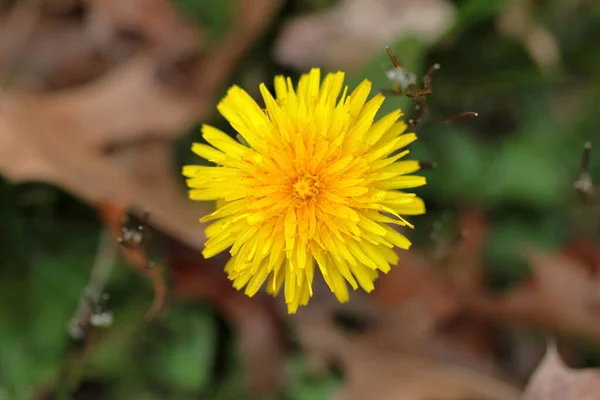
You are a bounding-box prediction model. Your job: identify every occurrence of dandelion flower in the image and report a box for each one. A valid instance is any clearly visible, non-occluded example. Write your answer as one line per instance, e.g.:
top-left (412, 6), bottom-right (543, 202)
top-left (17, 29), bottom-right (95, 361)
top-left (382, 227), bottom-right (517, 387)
top-left (183, 68), bottom-right (426, 313)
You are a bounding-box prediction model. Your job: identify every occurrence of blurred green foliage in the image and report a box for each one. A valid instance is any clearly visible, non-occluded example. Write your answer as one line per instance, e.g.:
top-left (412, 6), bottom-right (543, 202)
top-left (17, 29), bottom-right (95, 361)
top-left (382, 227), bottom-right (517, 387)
top-left (172, 0), bottom-right (234, 43)
top-left (2, 0), bottom-right (600, 398)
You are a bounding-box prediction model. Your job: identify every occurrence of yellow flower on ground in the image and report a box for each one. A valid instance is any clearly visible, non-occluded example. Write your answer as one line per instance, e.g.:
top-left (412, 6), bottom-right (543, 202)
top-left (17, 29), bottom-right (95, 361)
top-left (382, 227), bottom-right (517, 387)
top-left (183, 68), bottom-right (426, 313)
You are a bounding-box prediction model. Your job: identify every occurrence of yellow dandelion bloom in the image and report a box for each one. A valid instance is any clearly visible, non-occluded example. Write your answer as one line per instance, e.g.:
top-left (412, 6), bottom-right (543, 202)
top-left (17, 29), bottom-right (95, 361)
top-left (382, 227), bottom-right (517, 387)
top-left (183, 68), bottom-right (426, 313)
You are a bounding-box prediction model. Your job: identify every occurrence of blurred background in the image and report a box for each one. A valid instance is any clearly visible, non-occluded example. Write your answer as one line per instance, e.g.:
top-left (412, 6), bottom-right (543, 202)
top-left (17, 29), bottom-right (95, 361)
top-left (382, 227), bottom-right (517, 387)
top-left (1, 0), bottom-right (600, 399)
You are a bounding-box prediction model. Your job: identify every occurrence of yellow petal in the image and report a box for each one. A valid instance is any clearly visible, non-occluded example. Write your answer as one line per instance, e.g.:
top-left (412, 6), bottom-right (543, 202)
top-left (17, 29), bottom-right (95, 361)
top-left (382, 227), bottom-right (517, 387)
top-left (202, 124), bottom-right (250, 159)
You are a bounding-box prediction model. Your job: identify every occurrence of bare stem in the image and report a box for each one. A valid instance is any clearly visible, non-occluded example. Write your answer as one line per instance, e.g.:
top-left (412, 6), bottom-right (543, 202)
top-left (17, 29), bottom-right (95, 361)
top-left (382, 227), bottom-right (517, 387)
top-left (68, 229), bottom-right (117, 340)
top-left (574, 142), bottom-right (594, 198)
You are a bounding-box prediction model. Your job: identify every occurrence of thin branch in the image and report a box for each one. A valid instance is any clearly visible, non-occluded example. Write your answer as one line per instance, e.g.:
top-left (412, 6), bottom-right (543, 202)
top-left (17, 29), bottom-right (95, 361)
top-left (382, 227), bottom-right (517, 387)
top-left (574, 142), bottom-right (594, 198)
top-left (97, 202), bottom-right (167, 319)
top-left (55, 229), bottom-right (117, 400)
top-left (68, 229), bottom-right (117, 340)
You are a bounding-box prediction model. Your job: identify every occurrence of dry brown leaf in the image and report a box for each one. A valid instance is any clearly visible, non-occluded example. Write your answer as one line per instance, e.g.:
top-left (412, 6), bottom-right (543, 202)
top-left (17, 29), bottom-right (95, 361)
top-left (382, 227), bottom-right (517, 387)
top-left (86, 0), bottom-right (201, 50)
top-left (370, 209), bottom-right (488, 324)
top-left (274, 0), bottom-right (455, 70)
top-left (0, 15), bottom-right (108, 89)
top-left (371, 209), bottom-right (600, 372)
top-left (446, 208), bottom-right (488, 292)
top-left (287, 208), bottom-right (600, 399)
top-left (0, 1), bottom-right (42, 81)
top-left (465, 247), bottom-right (600, 341)
top-left (371, 209), bottom-right (487, 316)
top-left (0, 101), bottom-right (208, 249)
top-left (371, 209), bottom-right (501, 370)
top-left (424, 210), bottom-right (600, 349)
top-left (0, 0), bottom-right (284, 252)
top-left (371, 249), bottom-right (460, 331)
top-left (496, 1), bottom-right (562, 73)
top-left (290, 292), bottom-right (522, 400)
top-left (561, 237), bottom-right (600, 276)
top-left (523, 342), bottom-right (600, 400)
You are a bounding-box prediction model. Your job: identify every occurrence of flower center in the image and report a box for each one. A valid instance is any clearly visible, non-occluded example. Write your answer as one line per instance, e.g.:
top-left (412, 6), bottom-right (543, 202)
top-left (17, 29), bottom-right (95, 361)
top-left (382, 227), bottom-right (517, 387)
top-left (292, 174), bottom-right (320, 201)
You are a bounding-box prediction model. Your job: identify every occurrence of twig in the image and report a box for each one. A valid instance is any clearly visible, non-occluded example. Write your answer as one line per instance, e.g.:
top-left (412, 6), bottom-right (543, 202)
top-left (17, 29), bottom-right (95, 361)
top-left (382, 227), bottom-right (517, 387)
top-left (68, 229), bottom-right (117, 340)
top-left (574, 142), bottom-right (594, 198)
top-left (97, 202), bottom-right (167, 319)
top-left (55, 229), bottom-right (117, 400)
top-left (573, 142), bottom-right (599, 236)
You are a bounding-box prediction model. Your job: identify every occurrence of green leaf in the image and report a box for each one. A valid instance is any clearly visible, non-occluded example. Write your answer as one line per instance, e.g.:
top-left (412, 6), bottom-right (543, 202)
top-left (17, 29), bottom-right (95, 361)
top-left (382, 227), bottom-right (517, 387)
top-left (425, 128), bottom-right (487, 201)
top-left (172, 0), bottom-right (234, 43)
top-left (484, 216), bottom-right (563, 285)
top-left (481, 137), bottom-right (569, 207)
top-left (286, 355), bottom-right (341, 400)
top-left (145, 308), bottom-right (216, 392)
top-left (450, 0), bottom-right (513, 34)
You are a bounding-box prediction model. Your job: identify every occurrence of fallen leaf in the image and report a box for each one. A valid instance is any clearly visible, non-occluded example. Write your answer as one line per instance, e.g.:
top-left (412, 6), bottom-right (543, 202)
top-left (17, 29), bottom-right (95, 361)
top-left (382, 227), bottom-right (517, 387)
top-left (561, 237), bottom-right (600, 276)
top-left (289, 289), bottom-right (522, 400)
top-left (465, 247), bottom-right (600, 342)
top-left (274, 0), bottom-right (455, 70)
top-left (0, 0), bottom-right (284, 252)
top-left (496, 0), bottom-right (562, 74)
top-left (371, 209), bottom-right (499, 370)
top-left (447, 207), bottom-right (488, 293)
top-left (524, 342), bottom-right (600, 400)
top-left (371, 249), bottom-right (459, 325)
top-left (0, 9), bottom-right (108, 89)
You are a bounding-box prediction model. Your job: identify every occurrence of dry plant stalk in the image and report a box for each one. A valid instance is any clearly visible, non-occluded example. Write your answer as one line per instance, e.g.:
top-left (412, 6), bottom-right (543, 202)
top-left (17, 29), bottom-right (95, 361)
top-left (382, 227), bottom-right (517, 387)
top-left (97, 203), bottom-right (167, 319)
top-left (69, 229), bottom-right (118, 340)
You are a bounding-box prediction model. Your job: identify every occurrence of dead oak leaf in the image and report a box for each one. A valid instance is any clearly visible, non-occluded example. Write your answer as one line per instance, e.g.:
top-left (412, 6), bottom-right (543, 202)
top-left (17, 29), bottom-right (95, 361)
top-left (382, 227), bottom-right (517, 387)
top-left (496, 0), bottom-right (562, 74)
top-left (524, 342), bottom-right (600, 400)
top-left (466, 247), bottom-right (600, 342)
top-left (371, 249), bottom-right (460, 324)
top-left (274, 0), bottom-right (455, 70)
top-left (289, 285), bottom-right (521, 400)
top-left (0, 0), bottom-right (284, 251)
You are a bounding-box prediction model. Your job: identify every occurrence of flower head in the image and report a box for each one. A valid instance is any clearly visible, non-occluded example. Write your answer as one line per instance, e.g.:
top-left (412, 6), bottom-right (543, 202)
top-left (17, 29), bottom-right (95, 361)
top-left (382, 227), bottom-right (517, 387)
top-left (184, 68), bottom-right (426, 313)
